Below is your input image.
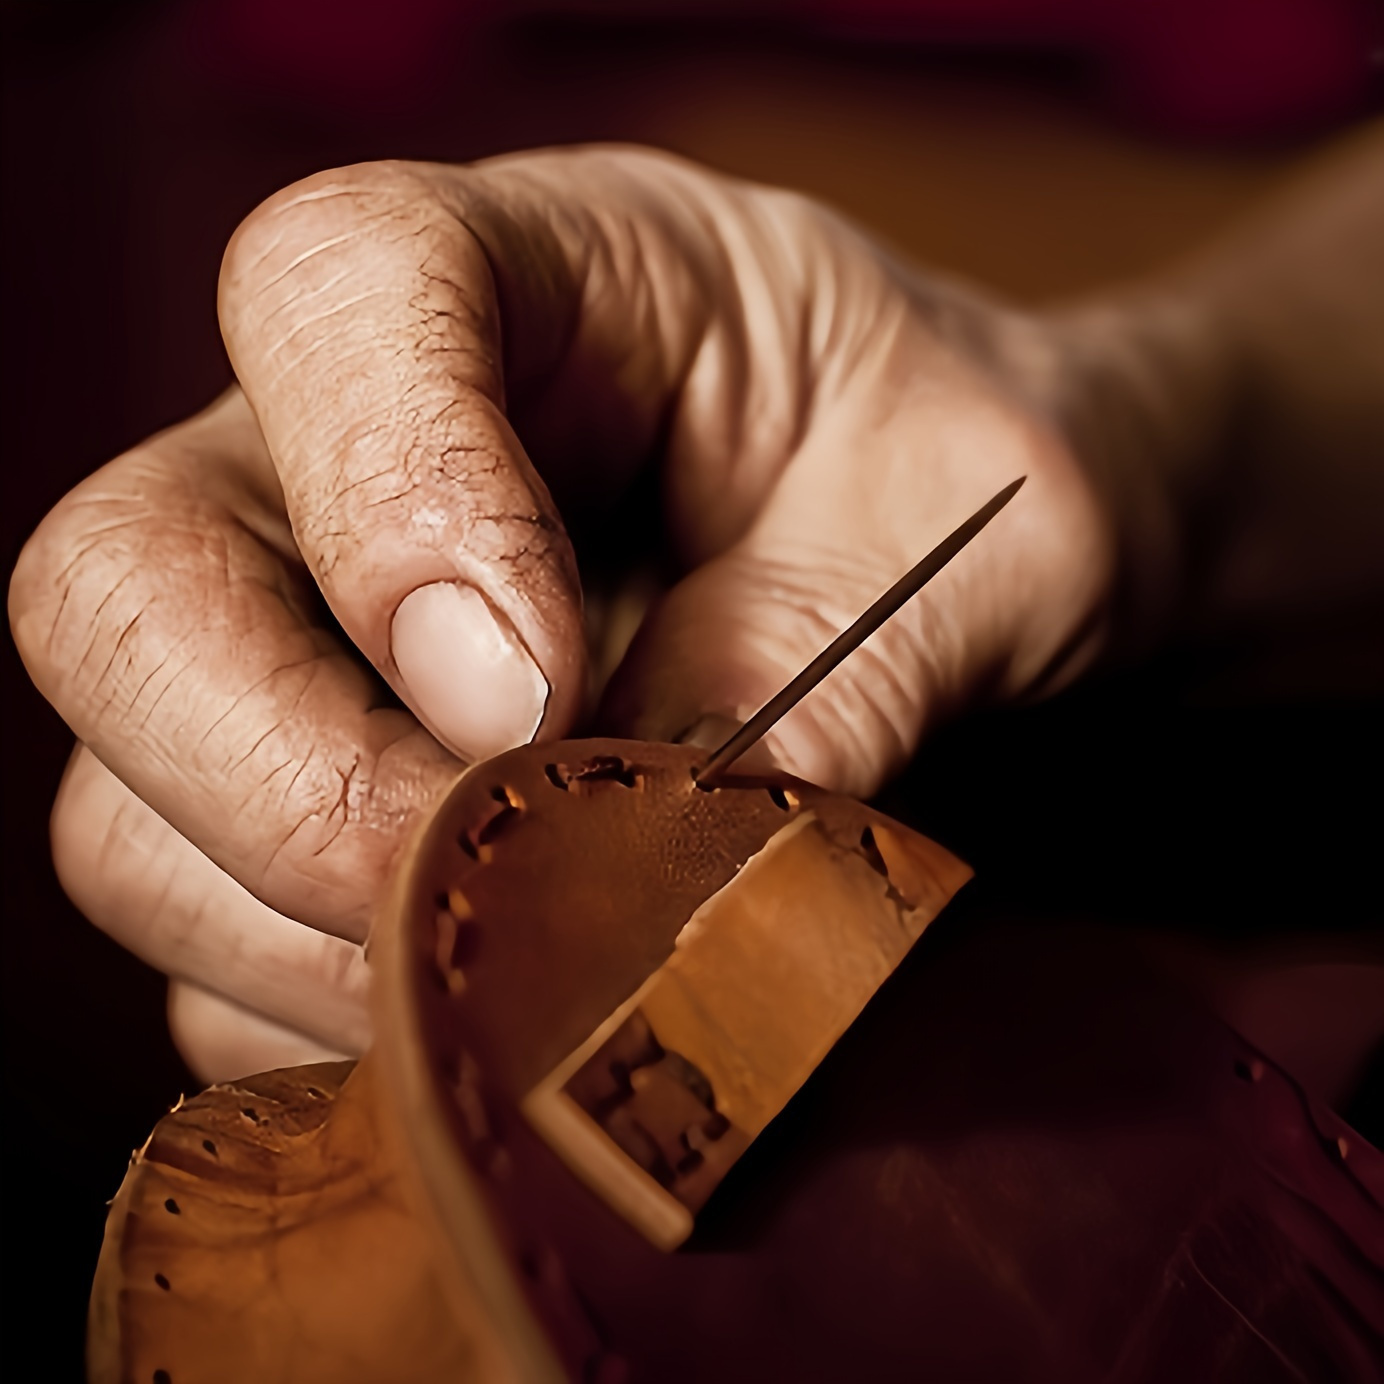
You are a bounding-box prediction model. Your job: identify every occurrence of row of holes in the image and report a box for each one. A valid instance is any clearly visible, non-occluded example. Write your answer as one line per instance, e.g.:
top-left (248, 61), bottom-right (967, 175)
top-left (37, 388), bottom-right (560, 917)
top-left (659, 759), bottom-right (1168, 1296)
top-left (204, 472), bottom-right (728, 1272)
top-left (460, 758), bottom-right (800, 862)
top-left (446, 774), bottom-right (800, 981)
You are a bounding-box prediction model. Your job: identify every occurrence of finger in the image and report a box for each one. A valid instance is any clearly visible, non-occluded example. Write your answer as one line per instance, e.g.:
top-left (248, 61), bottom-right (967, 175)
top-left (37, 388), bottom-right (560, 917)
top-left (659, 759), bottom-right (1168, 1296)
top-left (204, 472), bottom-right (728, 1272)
top-left (168, 980), bottom-right (350, 1086)
top-left (53, 744), bottom-right (372, 1054)
top-left (606, 347), bottom-right (1113, 797)
top-left (217, 150), bottom-right (789, 760)
top-left (11, 391), bottom-right (458, 936)
top-left (218, 159), bottom-right (597, 761)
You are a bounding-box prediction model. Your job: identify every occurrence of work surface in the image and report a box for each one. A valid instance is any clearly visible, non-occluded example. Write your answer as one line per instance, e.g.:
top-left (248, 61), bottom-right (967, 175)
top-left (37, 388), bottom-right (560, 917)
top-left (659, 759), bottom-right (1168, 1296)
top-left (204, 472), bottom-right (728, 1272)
top-left (568, 903), bottom-right (1383, 1381)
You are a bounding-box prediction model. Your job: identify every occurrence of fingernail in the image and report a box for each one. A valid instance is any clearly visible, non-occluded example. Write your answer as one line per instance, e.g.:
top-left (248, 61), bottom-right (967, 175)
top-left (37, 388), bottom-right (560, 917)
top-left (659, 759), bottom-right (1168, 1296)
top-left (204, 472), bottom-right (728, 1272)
top-left (391, 582), bottom-right (548, 761)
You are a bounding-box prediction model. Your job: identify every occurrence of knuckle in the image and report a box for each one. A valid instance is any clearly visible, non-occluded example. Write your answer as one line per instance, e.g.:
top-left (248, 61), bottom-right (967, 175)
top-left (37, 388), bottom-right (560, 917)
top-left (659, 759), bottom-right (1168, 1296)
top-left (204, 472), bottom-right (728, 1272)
top-left (9, 543), bottom-right (47, 677)
top-left (218, 160), bottom-right (515, 575)
top-left (9, 485), bottom-right (93, 682)
top-left (10, 444), bottom-right (184, 711)
top-left (14, 478), bottom-right (211, 738)
top-left (220, 159), bottom-right (445, 313)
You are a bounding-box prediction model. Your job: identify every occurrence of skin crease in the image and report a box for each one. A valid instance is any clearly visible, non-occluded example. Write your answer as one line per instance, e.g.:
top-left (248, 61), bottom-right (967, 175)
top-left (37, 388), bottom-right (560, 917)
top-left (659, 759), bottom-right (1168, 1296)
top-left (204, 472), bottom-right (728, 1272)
top-left (10, 133), bottom-right (1384, 1080)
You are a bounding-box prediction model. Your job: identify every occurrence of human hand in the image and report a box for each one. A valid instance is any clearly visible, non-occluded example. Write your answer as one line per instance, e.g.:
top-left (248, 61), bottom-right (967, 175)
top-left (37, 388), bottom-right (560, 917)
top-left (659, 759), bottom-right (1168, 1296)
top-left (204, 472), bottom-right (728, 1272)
top-left (9, 148), bottom-right (1114, 1078)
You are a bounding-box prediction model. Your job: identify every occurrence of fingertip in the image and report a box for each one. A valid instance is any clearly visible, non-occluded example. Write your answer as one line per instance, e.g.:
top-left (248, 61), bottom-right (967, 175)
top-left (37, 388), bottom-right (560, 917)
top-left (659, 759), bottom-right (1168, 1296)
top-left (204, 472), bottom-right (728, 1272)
top-left (168, 982), bottom-right (352, 1086)
top-left (599, 560), bottom-right (914, 796)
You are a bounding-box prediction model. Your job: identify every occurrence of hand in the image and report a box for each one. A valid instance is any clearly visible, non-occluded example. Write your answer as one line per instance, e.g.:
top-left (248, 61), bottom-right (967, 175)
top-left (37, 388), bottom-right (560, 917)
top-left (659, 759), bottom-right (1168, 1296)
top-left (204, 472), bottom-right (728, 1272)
top-left (9, 148), bottom-right (1113, 1078)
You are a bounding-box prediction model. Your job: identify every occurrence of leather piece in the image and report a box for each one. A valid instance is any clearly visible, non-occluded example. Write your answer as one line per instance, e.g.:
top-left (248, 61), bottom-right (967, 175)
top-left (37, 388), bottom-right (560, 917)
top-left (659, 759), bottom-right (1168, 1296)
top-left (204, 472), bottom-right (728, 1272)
top-left (92, 737), bottom-right (1383, 1381)
top-left (376, 739), bottom-right (1381, 1381)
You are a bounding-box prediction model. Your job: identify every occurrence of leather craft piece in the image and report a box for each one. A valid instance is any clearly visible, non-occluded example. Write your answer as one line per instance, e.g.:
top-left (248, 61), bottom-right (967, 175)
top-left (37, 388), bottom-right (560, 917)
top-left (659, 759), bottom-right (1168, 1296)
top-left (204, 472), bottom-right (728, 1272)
top-left (87, 1060), bottom-right (510, 1384)
top-left (89, 740), bottom-right (1384, 1382)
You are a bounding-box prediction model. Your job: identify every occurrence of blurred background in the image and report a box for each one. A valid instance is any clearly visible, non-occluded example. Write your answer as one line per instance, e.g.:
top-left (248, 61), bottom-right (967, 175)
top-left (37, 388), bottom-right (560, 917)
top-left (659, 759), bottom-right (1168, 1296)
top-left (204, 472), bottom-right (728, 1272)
top-left (4, 1), bottom-right (1382, 1376)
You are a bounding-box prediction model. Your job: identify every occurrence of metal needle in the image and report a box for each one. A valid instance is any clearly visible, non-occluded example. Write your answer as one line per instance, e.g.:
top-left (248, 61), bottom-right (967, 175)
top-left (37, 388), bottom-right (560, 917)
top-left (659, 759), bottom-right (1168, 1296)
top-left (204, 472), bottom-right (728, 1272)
top-left (696, 476), bottom-right (1026, 786)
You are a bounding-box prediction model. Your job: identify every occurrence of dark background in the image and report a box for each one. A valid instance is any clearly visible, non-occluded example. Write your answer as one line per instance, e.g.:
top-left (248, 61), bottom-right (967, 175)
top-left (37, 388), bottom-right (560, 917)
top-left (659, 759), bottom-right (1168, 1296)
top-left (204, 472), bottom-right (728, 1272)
top-left (4, 2), bottom-right (1382, 1378)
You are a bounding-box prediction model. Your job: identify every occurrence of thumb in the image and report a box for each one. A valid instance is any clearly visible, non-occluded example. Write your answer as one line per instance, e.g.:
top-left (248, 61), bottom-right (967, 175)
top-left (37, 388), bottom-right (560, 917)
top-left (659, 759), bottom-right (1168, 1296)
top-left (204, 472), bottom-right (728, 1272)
top-left (219, 162), bottom-right (593, 764)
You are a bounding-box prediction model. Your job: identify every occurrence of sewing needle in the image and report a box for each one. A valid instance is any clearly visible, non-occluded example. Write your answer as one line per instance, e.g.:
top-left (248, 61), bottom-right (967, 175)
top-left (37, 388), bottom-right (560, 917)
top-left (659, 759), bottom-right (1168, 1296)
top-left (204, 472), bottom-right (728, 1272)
top-left (696, 476), bottom-right (1026, 785)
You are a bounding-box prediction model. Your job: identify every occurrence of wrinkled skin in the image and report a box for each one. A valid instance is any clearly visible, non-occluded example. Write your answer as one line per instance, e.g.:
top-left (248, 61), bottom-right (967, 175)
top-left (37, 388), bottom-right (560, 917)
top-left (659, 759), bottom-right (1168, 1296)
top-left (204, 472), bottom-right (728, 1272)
top-left (9, 149), bottom-right (1113, 1076)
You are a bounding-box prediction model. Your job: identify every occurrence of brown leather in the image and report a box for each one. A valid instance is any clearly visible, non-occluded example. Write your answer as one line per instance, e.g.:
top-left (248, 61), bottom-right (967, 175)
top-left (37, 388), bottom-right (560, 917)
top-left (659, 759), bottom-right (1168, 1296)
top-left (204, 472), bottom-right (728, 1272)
top-left (93, 739), bottom-right (1383, 1382)
top-left (376, 740), bottom-right (1384, 1382)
